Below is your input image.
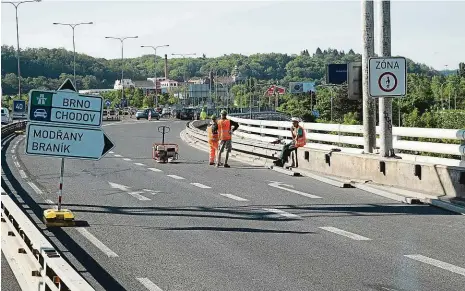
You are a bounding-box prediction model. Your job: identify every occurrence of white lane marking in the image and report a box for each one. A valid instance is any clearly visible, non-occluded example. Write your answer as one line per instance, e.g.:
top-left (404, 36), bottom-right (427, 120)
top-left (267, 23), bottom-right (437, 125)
top-left (45, 199), bottom-right (54, 205)
top-left (220, 193), bottom-right (249, 201)
top-left (268, 181), bottom-right (322, 199)
top-left (109, 151), bottom-right (114, 154)
top-left (12, 144), bottom-right (16, 150)
top-left (114, 154), bottom-right (122, 157)
top-left (405, 254), bottom-right (465, 277)
top-left (77, 228), bottom-right (119, 258)
top-left (14, 161), bottom-right (21, 168)
top-left (27, 182), bottom-right (43, 195)
top-left (134, 163), bottom-right (146, 166)
top-left (319, 227), bottom-right (372, 241)
top-left (12, 155), bottom-right (17, 160)
top-left (136, 277), bottom-right (164, 291)
top-left (148, 168), bottom-right (162, 172)
top-left (190, 183), bottom-right (211, 189)
top-left (167, 175), bottom-right (184, 180)
top-left (127, 191), bottom-right (151, 201)
top-left (263, 208), bottom-right (301, 219)
top-left (19, 170), bottom-right (27, 178)
top-left (123, 158), bottom-right (132, 161)
top-left (10, 149), bottom-right (15, 153)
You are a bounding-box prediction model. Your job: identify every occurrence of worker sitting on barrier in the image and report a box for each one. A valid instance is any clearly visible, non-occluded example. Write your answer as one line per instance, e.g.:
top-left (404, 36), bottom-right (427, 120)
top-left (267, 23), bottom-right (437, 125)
top-left (207, 115), bottom-right (219, 165)
top-left (273, 117), bottom-right (306, 167)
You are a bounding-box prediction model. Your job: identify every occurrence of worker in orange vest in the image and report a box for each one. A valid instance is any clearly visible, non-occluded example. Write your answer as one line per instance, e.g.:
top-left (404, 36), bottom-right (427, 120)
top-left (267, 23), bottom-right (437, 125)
top-left (273, 117), bottom-right (307, 167)
top-left (216, 110), bottom-right (239, 168)
top-left (207, 115), bottom-right (219, 165)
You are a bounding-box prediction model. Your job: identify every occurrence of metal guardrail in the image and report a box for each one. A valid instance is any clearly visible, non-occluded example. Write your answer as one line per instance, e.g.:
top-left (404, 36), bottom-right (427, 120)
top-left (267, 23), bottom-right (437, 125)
top-left (228, 116), bottom-right (465, 167)
top-left (1, 121), bottom-right (95, 291)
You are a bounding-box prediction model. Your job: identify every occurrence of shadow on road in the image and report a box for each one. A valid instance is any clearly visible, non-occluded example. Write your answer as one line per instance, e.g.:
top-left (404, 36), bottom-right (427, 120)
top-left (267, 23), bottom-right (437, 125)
top-left (1, 135), bottom-right (128, 291)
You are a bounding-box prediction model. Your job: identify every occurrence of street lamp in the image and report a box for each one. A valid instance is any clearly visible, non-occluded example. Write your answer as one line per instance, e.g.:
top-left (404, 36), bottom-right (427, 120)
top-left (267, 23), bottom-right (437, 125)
top-left (53, 22), bottom-right (93, 88)
top-left (2, 0), bottom-right (41, 98)
top-left (105, 36), bottom-right (138, 105)
top-left (171, 53), bottom-right (196, 105)
top-left (141, 44), bottom-right (169, 107)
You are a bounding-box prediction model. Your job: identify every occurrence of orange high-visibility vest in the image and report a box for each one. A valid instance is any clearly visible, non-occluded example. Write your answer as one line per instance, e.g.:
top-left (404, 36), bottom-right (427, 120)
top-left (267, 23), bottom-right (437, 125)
top-left (207, 125), bottom-right (218, 143)
top-left (217, 119), bottom-right (231, 141)
top-left (294, 125), bottom-right (306, 147)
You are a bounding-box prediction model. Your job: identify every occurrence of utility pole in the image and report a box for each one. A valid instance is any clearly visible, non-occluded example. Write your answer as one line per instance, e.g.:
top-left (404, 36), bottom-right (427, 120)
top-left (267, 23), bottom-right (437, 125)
top-left (141, 44), bottom-right (169, 107)
top-left (2, 0), bottom-right (41, 98)
top-left (362, 0), bottom-right (376, 153)
top-left (53, 22), bottom-right (93, 88)
top-left (378, 0), bottom-right (394, 157)
top-left (105, 36), bottom-right (138, 107)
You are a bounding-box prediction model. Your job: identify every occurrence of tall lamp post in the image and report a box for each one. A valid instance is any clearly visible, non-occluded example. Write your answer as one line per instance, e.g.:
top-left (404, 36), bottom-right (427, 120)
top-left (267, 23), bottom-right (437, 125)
top-left (2, 0), bottom-right (41, 98)
top-left (141, 44), bottom-right (169, 107)
top-left (105, 36), bottom-right (138, 105)
top-left (53, 22), bottom-right (93, 88)
top-left (172, 53), bottom-right (196, 106)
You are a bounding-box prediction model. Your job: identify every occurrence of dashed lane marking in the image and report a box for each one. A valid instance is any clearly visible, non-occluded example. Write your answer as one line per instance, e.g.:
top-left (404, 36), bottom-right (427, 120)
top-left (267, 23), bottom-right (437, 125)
top-left (134, 163), bottom-right (146, 166)
top-left (147, 168), bottom-right (163, 172)
top-left (123, 158), bottom-right (132, 161)
top-left (190, 183), bottom-right (211, 189)
top-left (114, 154), bottom-right (122, 157)
top-left (136, 277), bottom-right (164, 291)
top-left (220, 193), bottom-right (249, 201)
top-left (405, 254), bottom-right (465, 277)
top-left (263, 208), bottom-right (301, 219)
top-left (109, 151), bottom-right (114, 154)
top-left (127, 191), bottom-right (151, 201)
top-left (77, 228), bottom-right (119, 258)
top-left (319, 227), bottom-right (372, 241)
top-left (14, 161), bottom-right (20, 168)
top-left (45, 199), bottom-right (54, 205)
top-left (19, 170), bottom-right (27, 179)
top-left (167, 175), bottom-right (185, 180)
top-left (27, 182), bottom-right (43, 195)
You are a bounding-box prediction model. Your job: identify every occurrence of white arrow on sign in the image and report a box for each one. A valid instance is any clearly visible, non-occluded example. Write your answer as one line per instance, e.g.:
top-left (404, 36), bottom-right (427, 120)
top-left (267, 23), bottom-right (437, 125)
top-left (268, 181), bottom-right (322, 199)
top-left (25, 123), bottom-right (114, 160)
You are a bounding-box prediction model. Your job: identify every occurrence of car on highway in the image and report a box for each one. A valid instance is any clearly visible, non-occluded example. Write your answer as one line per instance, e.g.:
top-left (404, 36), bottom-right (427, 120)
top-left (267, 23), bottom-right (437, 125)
top-left (178, 108), bottom-right (200, 120)
top-left (135, 108), bottom-right (160, 120)
top-left (1, 108), bottom-right (11, 125)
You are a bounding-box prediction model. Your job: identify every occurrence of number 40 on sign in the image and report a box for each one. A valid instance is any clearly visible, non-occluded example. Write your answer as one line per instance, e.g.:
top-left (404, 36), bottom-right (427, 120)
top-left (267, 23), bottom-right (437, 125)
top-left (368, 56), bottom-right (407, 98)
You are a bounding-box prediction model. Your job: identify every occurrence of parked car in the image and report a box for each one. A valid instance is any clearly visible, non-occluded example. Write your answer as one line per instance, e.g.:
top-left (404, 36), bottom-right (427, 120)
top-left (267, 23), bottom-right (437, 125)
top-left (1, 107), bottom-right (11, 125)
top-left (178, 108), bottom-right (200, 120)
top-left (135, 108), bottom-right (160, 120)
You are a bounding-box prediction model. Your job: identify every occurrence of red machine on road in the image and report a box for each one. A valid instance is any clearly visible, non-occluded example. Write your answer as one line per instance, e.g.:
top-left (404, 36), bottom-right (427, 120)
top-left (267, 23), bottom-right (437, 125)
top-left (152, 125), bottom-right (179, 163)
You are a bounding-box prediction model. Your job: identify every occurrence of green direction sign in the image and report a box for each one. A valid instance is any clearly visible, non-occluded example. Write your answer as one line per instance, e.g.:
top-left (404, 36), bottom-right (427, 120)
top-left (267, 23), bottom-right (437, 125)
top-left (28, 88), bottom-right (103, 127)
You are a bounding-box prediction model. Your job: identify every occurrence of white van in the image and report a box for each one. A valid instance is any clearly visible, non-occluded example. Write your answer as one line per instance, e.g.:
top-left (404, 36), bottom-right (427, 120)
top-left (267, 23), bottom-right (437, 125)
top-left (1, 107), bottom-right (11, 125)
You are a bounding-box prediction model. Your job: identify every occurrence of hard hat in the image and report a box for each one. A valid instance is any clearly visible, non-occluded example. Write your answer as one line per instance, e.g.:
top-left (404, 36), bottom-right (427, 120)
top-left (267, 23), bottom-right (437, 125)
top-left (220, 110), bottom-right (227, 115)
top-left (291, 117), bottom-right (300, 122)
top-left (211, 114), bottom-right (217, 120)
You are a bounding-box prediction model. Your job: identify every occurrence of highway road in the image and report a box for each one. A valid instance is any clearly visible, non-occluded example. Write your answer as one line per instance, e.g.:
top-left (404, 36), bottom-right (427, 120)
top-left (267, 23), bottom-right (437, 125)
top-left (1, 118), bottom-right (465, 291)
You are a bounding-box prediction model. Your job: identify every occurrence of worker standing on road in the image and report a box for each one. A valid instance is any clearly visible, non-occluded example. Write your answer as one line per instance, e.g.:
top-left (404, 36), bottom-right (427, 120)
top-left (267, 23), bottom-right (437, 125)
top-left (273, 117), bottom-right (306, 167)
top-left (207, 115), bottom-right (219, 165)
top-left (216, 110), bottom-right (239, 168)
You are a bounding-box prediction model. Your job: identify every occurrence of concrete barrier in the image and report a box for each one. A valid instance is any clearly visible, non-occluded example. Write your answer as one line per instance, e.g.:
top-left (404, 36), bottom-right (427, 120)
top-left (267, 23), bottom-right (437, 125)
top-left (185, 121), bottom-right (465, 198)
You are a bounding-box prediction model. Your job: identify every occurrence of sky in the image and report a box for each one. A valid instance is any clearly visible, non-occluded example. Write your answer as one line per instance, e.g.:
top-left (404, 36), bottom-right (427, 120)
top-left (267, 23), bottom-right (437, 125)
top-left (1, 0), bottom-right (464, 70)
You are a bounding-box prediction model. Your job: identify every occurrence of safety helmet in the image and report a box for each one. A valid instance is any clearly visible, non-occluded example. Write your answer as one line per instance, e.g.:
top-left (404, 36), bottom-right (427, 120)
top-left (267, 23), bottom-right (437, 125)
top-left (220, 110), bottom-right (227, 115)
top-left (211, 114), bottom-right (217, 120)
top-left (291, 117), bottom-right (300, 122)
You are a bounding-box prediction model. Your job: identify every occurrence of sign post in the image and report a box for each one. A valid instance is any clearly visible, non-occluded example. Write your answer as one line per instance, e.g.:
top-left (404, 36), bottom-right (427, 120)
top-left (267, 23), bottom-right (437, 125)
top-left (26, 79), bottom-right (114, 227)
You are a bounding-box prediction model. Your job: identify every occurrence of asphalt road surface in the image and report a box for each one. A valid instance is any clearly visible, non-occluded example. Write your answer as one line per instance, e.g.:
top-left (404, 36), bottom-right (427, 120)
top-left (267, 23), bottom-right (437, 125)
top-left (2, 118), bottom-right (465, 291)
